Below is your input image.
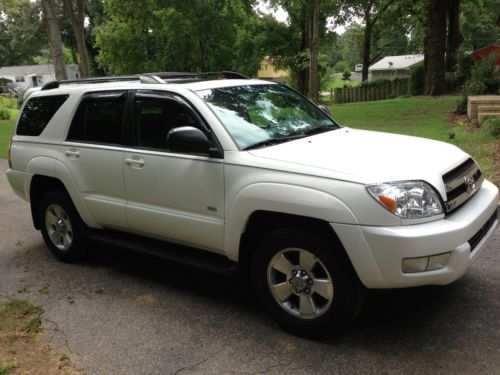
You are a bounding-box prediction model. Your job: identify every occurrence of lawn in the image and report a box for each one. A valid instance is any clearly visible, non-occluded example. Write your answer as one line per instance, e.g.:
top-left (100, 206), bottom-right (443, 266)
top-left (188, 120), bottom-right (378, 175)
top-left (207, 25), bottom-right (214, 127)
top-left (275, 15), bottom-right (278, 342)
top-left (0, 97), bottom-right (18, 159)
top-left (329, 95), bottom-right (499, 186)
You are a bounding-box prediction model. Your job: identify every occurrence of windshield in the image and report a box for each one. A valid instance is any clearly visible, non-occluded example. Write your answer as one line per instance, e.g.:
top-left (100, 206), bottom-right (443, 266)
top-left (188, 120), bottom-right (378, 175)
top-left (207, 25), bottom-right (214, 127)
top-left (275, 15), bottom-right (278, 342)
top-left (197, 84), bottom-right (338, 150)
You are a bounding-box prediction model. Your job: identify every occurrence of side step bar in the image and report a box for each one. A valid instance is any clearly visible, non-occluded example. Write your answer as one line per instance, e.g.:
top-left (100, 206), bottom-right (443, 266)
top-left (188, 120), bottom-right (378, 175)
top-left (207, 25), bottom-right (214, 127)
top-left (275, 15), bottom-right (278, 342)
top-left (87, 230), bottom-right (238, 277)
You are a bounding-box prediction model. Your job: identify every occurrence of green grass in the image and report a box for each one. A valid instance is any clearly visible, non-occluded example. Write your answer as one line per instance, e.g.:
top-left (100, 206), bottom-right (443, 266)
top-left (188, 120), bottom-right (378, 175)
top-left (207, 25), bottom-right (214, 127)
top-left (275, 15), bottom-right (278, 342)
top-left (329, 96), bottom-right (499, 186)
top-left (0, 97), bottom-right (17, 158)
top-left (0, 119), bottom-right (15, 159)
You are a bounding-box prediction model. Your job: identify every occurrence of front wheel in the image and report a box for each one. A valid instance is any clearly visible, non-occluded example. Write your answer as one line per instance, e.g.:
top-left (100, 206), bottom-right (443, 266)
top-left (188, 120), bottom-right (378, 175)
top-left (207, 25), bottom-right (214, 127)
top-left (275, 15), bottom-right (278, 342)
top-left (38, 189), bottom-right (88, 262)
top-left (251, 229), bottom-right (364, 338)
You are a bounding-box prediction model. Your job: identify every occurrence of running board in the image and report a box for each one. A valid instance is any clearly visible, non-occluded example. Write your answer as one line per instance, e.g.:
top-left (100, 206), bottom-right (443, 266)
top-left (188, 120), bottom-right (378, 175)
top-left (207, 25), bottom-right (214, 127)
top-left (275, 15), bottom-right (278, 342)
top-left (87, 230), bottom-right (238, 277)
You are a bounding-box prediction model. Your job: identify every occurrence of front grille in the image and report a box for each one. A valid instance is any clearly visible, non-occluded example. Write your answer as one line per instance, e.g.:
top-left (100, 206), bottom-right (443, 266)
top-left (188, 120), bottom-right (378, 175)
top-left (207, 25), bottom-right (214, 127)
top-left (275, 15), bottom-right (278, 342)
top-left (442, 158), bottom-right (484, 213)
top-left (468, 212), bottom-right (497, 251)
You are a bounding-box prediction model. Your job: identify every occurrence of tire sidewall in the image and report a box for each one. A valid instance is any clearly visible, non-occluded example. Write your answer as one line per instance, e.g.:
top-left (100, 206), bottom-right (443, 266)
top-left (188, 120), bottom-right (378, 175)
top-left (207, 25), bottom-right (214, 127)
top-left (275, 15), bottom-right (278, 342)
top-left (38, 189), bottom-right (87, 262)
top-left (251, 229), bottom-right (361, 338)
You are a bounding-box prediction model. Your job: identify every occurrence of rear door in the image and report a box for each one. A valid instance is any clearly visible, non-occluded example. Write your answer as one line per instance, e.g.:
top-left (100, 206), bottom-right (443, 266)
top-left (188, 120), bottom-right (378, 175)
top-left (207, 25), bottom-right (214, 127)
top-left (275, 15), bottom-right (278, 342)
top-left (63, 91), bottom-right (129, 229)
top-left (123, 90), bottom-right (225, 252)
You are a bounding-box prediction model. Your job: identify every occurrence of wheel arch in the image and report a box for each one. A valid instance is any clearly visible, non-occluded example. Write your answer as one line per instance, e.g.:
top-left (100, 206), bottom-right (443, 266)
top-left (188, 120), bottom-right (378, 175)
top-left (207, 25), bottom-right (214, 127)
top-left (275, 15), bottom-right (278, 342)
top-left (28, 158), bottom-right (99, 229)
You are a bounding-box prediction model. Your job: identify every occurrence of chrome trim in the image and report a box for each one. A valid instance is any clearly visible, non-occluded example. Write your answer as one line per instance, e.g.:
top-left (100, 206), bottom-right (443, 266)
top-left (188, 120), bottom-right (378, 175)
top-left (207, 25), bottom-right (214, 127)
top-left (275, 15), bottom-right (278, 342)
top-left (445, 164), bottom-right (480, 192)
top-left (444, 162), bottom-right (484, 213)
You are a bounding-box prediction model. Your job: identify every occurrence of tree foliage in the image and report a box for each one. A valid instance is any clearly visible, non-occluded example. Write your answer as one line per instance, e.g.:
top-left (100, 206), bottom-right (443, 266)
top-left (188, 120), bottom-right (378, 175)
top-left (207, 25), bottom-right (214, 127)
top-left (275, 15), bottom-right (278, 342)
top-left (0, 0), bottom-right (46, 66)
top-left (94, 0), bottom-right (261, 75)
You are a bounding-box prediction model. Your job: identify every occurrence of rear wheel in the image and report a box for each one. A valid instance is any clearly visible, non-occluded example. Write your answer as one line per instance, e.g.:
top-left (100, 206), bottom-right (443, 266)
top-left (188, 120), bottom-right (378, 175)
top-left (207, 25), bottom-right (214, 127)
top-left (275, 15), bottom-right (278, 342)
top-left (251, 228), bottom-right (364, 338)
top-left (38, 189), bottom-right (88, 262)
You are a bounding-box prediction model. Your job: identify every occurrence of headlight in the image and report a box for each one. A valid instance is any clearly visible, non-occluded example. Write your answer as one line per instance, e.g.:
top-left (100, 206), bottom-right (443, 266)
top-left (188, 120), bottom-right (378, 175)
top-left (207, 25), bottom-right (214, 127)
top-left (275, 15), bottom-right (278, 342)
top-left (367, 181), bottom-right (443, 219)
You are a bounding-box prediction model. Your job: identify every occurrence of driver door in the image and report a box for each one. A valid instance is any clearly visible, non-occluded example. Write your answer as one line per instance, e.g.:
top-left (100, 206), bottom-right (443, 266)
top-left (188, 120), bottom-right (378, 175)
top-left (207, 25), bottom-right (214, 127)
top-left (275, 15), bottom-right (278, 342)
top-left (123, 90), bottom-right (225, 253)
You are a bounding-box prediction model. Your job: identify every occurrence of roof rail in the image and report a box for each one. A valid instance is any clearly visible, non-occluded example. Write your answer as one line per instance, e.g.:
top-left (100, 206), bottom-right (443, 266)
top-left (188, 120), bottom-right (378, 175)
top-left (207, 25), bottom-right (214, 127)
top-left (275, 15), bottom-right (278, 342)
top-left (41, 71), bottom-right (249, 91)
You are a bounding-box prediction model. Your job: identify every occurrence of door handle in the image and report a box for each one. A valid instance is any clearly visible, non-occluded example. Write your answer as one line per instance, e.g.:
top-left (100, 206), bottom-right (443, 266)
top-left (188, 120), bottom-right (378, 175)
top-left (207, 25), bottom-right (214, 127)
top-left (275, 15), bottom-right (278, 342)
top-left (64, 150), bottom-right (80, 158)
top-left (125, 158), bottom-right (145, 168)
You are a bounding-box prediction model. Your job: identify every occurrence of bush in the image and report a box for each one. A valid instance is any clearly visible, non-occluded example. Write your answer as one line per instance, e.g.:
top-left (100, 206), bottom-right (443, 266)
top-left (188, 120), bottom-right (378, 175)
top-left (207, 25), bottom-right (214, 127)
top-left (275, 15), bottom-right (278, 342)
top-left (334, 61), bottom-right (349, 73)
top-left (361, 78), bottom-right (391, 88)
top-left (456, 81), bottom-right (488, 114)
top-left (470, 54), bottom-right (500, 93)
top-left (0, 108), bottom-right (10, 120)
top-left (482, 116), bottom-right (500, 138)
top-left (409, 64), bottom-right (425, 95)
top-left (342, 69), bottom-right (351, 80)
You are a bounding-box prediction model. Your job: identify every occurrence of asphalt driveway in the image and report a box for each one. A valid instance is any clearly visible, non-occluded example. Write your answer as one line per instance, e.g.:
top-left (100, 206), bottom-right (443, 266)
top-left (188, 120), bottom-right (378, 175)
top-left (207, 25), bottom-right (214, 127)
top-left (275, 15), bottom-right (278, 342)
top-left (0, 159), bottom-right (499, 375)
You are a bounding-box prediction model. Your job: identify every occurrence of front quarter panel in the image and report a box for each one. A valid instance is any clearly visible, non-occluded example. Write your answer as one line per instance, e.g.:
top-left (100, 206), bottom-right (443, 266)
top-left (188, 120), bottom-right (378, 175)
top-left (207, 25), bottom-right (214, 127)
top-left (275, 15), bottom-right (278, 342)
top-left (224, 179), bottom-right (359, 262)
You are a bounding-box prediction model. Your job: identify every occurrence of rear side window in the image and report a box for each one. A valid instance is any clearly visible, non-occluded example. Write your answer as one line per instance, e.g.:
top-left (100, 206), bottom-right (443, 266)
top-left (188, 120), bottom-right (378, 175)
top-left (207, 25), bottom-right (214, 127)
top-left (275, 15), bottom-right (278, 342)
top-left (67, 91), bottom-right (126, 144)
top-left (17, 95), bottom-right (69, 136)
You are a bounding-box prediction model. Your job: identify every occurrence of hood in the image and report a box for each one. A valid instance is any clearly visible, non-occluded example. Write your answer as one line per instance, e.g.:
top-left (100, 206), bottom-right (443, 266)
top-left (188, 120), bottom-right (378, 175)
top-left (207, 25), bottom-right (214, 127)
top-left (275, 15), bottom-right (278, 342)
top-left (248, 128), bottom-right (469, 197)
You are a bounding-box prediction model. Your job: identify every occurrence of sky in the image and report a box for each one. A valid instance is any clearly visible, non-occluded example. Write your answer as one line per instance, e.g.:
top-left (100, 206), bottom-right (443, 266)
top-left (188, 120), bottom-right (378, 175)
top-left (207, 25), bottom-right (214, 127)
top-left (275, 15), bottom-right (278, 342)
top-left (255, 0), bottom-right (350, 34)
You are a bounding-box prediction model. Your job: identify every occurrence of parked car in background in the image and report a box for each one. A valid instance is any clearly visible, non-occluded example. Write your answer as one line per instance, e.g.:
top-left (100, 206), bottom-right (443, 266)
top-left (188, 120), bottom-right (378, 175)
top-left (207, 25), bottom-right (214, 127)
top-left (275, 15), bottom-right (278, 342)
top-left (354, 64), bottom-right (363, 72)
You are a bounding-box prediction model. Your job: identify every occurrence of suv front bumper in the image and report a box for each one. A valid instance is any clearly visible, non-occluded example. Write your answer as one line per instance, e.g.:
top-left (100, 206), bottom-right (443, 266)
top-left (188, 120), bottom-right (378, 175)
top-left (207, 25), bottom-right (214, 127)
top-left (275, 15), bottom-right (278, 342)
top-left (332, 180), bottom-right (499, 289)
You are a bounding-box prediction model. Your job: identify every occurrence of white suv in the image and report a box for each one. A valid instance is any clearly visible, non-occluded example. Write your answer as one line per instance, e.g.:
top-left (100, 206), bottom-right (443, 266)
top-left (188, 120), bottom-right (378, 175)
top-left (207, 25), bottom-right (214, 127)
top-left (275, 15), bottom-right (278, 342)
top-left (6, 72), bottom-right (499, 338)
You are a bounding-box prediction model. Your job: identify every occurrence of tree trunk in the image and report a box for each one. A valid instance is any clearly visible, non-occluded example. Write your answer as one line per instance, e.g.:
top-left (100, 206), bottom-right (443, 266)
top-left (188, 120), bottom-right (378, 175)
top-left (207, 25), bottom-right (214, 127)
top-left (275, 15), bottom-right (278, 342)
top-left (362, 3), bottom-right (373, 82)
top-left (297, 4), bottom-right (310, 96)
top-left (63, 0), bottom-right (90, 77)
top-left (446, 0), bottom-right (460, 71)
top-left (309, 0), bottom-right (320, 102)
top-left (424, 0), bottom-right (447, 95)
top-left (41, 0), bottom-right (67, 80)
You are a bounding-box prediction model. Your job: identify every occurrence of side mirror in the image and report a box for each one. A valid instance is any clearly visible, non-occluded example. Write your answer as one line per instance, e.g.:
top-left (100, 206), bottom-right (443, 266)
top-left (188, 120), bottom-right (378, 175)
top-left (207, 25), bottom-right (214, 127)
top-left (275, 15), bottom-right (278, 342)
top-left (167, 126), bottom-right (212, 155)
top-left (318, 105), bottom-right (331, 116)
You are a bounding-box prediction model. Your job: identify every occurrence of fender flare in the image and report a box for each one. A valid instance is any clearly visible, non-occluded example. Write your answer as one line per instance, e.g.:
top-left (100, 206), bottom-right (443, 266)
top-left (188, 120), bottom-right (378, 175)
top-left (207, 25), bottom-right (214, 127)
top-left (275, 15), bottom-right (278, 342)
top-left (26, 156), bottom-right (100, 228)
top-left (224, 183), bottom-right (358, 261)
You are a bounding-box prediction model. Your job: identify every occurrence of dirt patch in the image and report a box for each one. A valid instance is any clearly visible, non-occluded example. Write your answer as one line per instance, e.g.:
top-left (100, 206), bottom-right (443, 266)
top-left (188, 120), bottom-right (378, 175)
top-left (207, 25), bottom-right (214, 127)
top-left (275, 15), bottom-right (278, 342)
top-left (0, 299), bottom-right (81, 375)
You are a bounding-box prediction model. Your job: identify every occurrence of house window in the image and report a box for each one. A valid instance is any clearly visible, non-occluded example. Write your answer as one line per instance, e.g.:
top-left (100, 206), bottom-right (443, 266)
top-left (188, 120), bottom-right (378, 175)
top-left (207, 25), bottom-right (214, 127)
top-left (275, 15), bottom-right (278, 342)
top-left (391, 70), bottom-right (396, 76)
top-left (15, 76), bottom-right (25, 82)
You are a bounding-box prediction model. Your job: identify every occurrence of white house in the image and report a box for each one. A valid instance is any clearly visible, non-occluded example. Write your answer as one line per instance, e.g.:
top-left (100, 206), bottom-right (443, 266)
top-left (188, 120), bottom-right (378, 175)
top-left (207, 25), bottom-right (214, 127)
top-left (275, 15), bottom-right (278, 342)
top-left (369, 54), bottom-right (424, 80)
top-left (0, 64), bottom-right (80, 90)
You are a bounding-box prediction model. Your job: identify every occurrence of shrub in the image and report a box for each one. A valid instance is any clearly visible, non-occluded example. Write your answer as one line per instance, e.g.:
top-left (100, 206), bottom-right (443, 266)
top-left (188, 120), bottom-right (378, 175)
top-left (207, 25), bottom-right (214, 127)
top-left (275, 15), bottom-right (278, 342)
top-left (482, 116), bottom-right (500, 138)
top-left (342, 69), bottom-right (351, 80)
top-left (470, 54), bottom-right (500, 93)
top-left (361, 78), bottom-right (391, 88)
top-left (334, 61), bottom-right (349, 73)
top-left (456, 81), bottom-right (488, 114)
top-left (409, 64), bottom-right (425, 95)
top-left (0, 108), bottom-right (10, 120)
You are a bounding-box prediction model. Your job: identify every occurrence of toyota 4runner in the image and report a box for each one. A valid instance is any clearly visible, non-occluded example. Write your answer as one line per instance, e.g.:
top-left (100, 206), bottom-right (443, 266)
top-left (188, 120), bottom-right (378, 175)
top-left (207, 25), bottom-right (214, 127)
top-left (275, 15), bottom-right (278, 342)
top-left (6, 72), bottom-right (499, 338)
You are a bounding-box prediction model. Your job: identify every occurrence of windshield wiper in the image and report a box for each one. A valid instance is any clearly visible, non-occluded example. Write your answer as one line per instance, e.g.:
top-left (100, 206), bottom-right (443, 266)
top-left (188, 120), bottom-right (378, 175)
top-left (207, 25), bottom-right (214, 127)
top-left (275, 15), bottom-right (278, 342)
top-left (242, 134), bottom-right (305, 151)
top-left (302, 125), bottom-right (337, 136)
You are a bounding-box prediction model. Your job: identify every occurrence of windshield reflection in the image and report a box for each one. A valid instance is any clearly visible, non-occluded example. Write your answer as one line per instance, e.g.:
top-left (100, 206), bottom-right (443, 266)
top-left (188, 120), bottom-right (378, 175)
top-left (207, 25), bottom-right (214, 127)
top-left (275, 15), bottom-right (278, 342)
top-left (197, 84), bottom-right (338, 150)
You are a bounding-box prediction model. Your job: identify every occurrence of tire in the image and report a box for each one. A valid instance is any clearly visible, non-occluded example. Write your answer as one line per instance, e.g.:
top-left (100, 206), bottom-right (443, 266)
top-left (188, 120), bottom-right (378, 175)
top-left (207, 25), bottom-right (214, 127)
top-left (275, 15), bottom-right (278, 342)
top-left (38, 189), bottom-right (88, 262)
top-left (251, 228), bottom-right (365, 338)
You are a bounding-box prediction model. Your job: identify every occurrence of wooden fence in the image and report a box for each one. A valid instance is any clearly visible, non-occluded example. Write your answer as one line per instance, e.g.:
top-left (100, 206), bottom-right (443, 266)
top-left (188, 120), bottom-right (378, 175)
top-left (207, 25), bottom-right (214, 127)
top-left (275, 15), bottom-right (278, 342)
top-left (334, 79), bottom-right (409, 104)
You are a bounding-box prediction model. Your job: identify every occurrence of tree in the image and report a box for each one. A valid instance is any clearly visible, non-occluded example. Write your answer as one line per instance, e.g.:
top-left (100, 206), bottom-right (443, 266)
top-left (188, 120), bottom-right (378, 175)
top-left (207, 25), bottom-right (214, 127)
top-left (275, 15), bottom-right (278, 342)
top-left (62, 0), bottom-right (90, 77)
top-left (41, 0), bottom-right (67, 80)
top-left (0, 0), bottom-right (46, 66)
top-left (339, 0), bottom-right (397, 81)
top-left (94, 0), bottom-right (259, 75)
top-left (309, 0), bottom-right (320, 101)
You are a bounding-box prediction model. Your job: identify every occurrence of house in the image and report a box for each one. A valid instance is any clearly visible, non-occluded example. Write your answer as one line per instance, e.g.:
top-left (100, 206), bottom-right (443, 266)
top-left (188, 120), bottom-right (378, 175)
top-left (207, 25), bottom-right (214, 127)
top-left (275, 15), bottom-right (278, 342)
top-left (257, 57), bottom-right (290, 82)
top-left (471, 44), bottom-right (500, 65)
top-left (368, 54), bottom-right (424, 80)
top-left (0, 64), bottom-right (80, 91)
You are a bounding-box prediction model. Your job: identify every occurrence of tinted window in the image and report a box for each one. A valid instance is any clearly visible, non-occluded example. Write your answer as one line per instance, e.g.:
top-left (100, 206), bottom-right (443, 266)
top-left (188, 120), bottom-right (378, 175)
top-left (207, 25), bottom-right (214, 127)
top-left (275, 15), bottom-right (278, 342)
top-left (17, 95), bottom-right (69, 136)
top-left (68, 92), bottom-right (126, 144)
top-left (134, 93), bottom-right (200, 150)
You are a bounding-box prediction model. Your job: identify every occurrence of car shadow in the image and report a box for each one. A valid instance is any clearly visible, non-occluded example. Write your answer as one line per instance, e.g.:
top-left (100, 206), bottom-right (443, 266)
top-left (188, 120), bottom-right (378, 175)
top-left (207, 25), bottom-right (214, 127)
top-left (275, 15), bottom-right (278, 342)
top-left (81, 243), bottom-right (475, 343)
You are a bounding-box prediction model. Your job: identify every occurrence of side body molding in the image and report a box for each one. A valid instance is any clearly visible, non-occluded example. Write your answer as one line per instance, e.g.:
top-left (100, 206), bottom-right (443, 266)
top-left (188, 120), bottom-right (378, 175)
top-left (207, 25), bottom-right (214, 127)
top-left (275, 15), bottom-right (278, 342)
top-left (224, 183), bottom-right (359, 261)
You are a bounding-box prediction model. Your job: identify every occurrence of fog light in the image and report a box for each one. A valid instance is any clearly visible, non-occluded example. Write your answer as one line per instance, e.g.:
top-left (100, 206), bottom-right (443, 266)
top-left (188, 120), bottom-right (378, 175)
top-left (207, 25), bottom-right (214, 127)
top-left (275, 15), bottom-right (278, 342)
top-left (402, 257), bottom-right (428, 273)
top-left (428, 253), bottom-right (451, 271)
top-left (402, 252), bottom-right (451, 273)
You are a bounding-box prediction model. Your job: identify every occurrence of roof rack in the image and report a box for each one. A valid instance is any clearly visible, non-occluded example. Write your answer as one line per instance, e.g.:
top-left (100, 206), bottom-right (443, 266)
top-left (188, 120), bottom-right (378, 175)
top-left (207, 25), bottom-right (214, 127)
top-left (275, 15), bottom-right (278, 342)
top-left (41, 71), bottom-right (249, 91)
